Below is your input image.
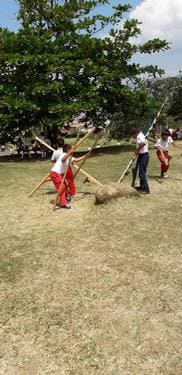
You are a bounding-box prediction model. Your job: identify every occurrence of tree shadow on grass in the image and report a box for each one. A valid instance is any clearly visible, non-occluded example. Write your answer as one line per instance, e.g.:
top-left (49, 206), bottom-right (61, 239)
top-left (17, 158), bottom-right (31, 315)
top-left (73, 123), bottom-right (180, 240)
top-left (148, 174), bottom-right (164, 184)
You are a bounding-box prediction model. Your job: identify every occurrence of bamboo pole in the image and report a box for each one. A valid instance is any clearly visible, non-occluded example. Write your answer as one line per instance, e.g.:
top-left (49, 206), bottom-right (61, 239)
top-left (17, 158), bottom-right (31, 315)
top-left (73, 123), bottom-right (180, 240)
top-left (73, 133), bottom-right (102, 180)
top-left (35, 126), bottom-right (96, 154)
top-left (118, 156), bottom-right (136, 183)
top-left (29, 129), bottom-right (96, 195)
top-left (53, 126), bottom-right (96, 162)
top-left (29, 127), bottom-right (102, 197)
top-left (70, 126), bottom-right (96, 152)
top-left (35, 136), bottom-right (54, 152)
top-left (28, 173), bottom-right (51, 197)
top-left (72, 164), bottom-right (103, 186)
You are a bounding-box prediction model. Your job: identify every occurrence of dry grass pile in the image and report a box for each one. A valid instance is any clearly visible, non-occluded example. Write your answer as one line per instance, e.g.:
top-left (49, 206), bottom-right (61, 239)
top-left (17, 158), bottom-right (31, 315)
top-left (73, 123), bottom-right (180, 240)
top-left (95, 182), bottom-right (138, 203)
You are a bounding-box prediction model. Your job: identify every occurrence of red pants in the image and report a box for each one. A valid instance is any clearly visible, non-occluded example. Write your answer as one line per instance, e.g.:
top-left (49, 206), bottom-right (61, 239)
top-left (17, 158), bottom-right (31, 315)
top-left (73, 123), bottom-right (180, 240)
top-left (50, 171), bottom-right (67, 206)
top-left (66, 167), bottom-right (76, 196)
top-left (156, 150), bottom-right (171, 174)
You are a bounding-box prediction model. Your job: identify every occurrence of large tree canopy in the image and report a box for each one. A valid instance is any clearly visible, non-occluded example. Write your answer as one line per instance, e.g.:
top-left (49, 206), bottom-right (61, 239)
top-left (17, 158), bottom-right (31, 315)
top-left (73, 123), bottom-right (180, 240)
top-left (142, 76), bottom-right (182, 128)
top-left (0, 0), bottom-right (169, 142)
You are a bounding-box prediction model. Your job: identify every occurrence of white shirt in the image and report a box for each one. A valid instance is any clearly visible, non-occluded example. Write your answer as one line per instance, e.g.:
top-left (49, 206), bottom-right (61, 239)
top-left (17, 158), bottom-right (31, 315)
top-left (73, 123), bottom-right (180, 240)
top-left (51, 148), bottom-right (63, 161)
top-left (136, 132), bottom-right (148, 154)
top-left (168, 128), bottom-right (174, 136)
top-left (51, 152), bottom-right (72, 174)
top-left (155, 136), bottom-right (173, 151)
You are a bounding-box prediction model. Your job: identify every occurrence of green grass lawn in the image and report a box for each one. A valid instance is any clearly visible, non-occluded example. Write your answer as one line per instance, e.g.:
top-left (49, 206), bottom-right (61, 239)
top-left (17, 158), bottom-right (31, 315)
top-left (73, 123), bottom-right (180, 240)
top-left (0, 142), bottom-right (182, 374)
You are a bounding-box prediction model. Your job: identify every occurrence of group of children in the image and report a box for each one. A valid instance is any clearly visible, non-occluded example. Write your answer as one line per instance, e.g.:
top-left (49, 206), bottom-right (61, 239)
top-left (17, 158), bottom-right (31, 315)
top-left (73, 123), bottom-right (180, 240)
top-left (50, 136), bottom-right (89, 209)
top-left (131, 128), bottom-right (178, 194)
top-left (50, 128), bottom-right (179, 207)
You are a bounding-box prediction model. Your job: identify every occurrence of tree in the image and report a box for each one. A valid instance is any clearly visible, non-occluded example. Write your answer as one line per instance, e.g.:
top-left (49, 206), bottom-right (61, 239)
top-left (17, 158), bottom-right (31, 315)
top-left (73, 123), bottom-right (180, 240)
top-left (142, 76), bottom-right (182, 129)
top-left (109, 88), bottom-right (154, 139)
top-left (0, 0), bottom-right (169, 142)
top-left (168, 81), bottom-right (182, 121)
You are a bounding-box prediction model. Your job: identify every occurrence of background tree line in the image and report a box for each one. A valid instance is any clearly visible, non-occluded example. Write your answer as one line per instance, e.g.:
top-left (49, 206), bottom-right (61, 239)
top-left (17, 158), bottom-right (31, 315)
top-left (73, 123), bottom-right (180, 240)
top-left (0, 0), bottom-right (180, 144)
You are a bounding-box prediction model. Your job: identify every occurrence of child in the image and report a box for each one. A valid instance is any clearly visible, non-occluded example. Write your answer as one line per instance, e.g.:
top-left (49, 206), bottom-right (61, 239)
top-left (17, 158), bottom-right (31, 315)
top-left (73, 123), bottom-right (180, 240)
top-left (51, 136), bottom-right (65, 162)
top-left (131, 128), bottom-right (150, 194)
top-left (51, 137), bottom-right (75, 199)
top-left (155, 129), bottom-right (175, 178)
top-left (50, 144), bottom-right (89, 209)
top-left (65, 144), bottom-right (90, 199)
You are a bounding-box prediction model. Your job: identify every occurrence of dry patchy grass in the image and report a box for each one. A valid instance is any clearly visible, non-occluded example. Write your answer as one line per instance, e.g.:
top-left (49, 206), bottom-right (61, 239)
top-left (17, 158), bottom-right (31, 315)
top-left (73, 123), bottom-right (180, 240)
top-left (0, 143), bottom-right (182, 375)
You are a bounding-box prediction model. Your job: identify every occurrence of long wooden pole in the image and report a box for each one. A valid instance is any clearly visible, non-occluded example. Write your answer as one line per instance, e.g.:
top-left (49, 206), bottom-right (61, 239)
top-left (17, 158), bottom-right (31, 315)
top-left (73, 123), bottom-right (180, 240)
top-left (118, 156), bottom-right (136, 183)
top-left (70, 126), bottom-right (96, 151)
top-left (73, 164), bottom-right (103, 186)
top-left (29, 128), bottom-right (102, 197)
top-left (73, 133), bottom-right (102, 180)
top-left (35, 136), bottom-right (54, 152)
top-left (28, 173), bottom-right (51, 197)
top-left (35, 126), bottom-right (95, 154)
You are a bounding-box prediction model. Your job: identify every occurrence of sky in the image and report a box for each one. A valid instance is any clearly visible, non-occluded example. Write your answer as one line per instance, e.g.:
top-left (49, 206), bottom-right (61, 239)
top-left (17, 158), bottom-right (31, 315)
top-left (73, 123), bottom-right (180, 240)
top-left (0, 0), bottom-right (181, 76)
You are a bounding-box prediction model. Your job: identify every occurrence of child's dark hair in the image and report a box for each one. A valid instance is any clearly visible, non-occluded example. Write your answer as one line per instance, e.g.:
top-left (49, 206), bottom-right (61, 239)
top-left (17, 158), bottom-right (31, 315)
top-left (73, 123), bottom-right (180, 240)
top-left (161, 129), bottom-right (169, 136)
top-left (57, 136), bottom-right (65, 147)
top-left (63, 143), bottom-right (72, 153)
top-left (131, 127), bottom-right (141, 135)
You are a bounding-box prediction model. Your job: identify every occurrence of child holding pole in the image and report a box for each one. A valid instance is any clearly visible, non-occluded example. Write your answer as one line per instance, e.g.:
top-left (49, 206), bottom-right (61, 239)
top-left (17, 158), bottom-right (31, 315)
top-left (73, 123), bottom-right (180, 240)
top-left (50, 144), bottom-right (90, 209)
top-left (131, 128), bottom-right (150, 194)
top-left (51, 136), bottom-right (76, 199)
top-left (51, 136), bottom-right (65, 162)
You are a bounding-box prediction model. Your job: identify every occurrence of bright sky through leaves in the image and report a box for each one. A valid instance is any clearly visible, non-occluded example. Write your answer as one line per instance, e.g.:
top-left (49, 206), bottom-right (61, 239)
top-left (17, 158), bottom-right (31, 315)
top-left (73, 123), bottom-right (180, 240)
top-left (0, 0), bottom-right (181, 76)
